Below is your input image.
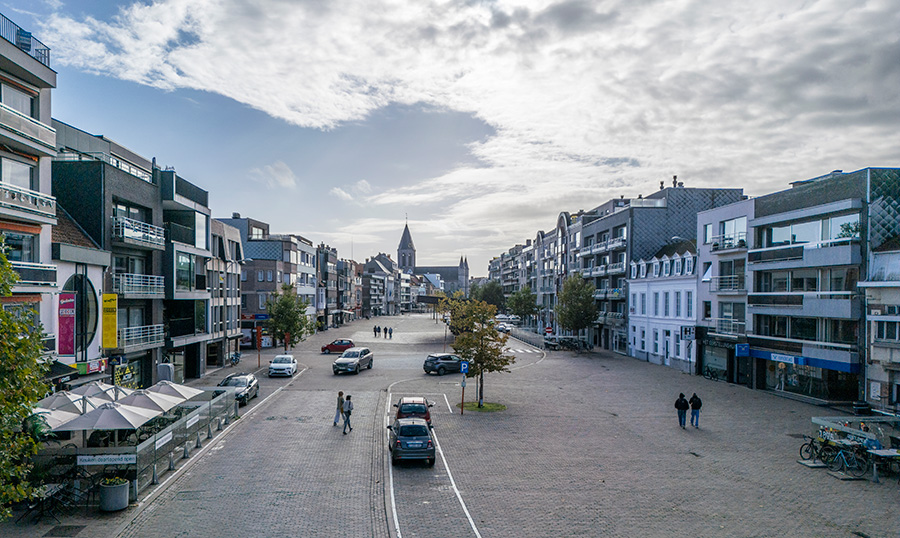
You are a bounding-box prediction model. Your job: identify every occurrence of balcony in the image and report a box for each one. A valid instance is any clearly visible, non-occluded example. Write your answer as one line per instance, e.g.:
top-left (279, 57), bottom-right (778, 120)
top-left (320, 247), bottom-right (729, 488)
top-left (709, 318), bottom-right (746, 336)
top-left (0, 181), bottom-right (56, 222)
top-left (116, 324), bottom-right (165, 351)
top-left (749, 291), bottom-right (858, 318)
top-left (607, 237), bottom-right (627, 250)
top-left (581, 268), bottom-right (593, 278)
top-left (607, 287), bottom-right (624, 300)
top-left (607, 262), bottom-right (626, 275)
top-left (710, 232), bottom-right (747, 253)
top-left (55, 151), bottom-right (152, 183)
top-left (592, 265), bottom-right (607, 277)
top-left (593, 289), bottom-right (607, 299)
top-left (594, 241), bottom-right (609, 254)
top-left (710, 274), bottom-right (746, 293)
top-left (112, 273), bottom-right (164, 297)
top-left (11, 261), bottom-right (56, 288)
top-left (0, 14), bottom-right (51, 67)
top-left (748, 238), bottom-right (859, 266)
top-left (0, 102), bottom-right (55, 155)
top-left (111, 216), bottom-right (165, 249)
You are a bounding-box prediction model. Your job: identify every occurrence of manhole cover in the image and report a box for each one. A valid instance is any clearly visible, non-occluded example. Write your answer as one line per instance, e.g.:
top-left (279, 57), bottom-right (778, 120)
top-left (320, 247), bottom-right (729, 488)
top-left (43, 526), bottom-right (85, 537)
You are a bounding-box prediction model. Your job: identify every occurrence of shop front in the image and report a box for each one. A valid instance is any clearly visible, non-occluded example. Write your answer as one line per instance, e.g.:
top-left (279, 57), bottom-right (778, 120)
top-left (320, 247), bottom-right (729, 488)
top-left (751, 349), bottom-right (858, 401)
top-left (109, 352), bottom-right (149, 389)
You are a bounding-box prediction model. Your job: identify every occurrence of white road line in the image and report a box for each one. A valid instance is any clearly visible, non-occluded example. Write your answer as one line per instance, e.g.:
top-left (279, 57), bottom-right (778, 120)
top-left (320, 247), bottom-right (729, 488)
top-left (386, 390), bottom-right (403, 538)
top-left (432, 429), bottom-right (482, 538)
top-left (443, 393), bottom-right (453, 414)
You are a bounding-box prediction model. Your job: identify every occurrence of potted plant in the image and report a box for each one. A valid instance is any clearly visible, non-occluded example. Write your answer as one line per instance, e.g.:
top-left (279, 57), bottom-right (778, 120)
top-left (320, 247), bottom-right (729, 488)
top-left (99, 476), bottom-right (130, 512)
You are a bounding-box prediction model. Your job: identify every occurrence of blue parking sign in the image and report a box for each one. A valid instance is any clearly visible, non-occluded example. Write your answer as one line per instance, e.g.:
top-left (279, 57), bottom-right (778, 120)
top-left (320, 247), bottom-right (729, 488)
top-left (461, 361), bottom-right (469, 374)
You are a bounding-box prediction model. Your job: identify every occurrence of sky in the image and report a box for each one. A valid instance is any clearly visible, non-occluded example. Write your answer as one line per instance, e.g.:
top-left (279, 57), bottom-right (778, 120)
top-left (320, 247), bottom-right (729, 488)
top-left (7, 0), bottom-right (900, 276)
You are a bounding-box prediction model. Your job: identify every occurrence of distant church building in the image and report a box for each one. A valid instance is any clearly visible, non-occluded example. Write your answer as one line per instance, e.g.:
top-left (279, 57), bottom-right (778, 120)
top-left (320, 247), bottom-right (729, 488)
top-left (398, 224), bottom-right (469, 296)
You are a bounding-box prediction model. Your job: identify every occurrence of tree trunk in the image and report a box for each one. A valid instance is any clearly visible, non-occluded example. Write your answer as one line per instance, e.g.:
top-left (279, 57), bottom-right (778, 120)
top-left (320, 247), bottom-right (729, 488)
top-left (478, 371), bottom-right (484, 408)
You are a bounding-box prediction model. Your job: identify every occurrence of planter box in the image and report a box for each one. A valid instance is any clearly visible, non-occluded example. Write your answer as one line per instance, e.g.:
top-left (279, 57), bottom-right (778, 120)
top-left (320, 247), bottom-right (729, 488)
top-left (99, 482), bottom-right (130, 512)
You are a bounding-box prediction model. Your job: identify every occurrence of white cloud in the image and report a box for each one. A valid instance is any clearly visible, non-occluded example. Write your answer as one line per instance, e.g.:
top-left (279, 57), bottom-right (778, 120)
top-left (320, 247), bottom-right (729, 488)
top-left (330, 187), bottom-right (353, 201)
top-left (248, 160), bottom-right (297, 190)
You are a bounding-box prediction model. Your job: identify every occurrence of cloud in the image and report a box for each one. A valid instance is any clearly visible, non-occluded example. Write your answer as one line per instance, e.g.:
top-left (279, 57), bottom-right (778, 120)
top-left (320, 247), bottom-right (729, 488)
top-left (248, 160), bottom-right (297, 190)
top-left (330, 187), bottom-right (353, 201)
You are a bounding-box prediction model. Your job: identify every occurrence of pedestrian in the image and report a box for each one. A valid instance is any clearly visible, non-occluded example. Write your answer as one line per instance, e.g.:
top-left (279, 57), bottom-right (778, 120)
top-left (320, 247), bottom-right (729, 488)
top-left (675, 393), bottom-right (689, 429)
top-left (333, 391), bottom-right (344, 427)
top-left (373, 325), bottom-right (378, 337)
top-left (689, 393), bottom-right (702, 428)
top-left (342, 395), bottom-right (354, 434)
top-left (384, 326), bottom-right (387, 338)
top-left (388, 327), bottom-right (393, 339)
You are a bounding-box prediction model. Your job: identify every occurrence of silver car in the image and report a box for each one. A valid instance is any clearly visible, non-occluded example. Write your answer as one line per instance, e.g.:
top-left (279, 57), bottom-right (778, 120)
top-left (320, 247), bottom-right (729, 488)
top-left (387, 417), bottom-right (436, 466)
top-left (332, 347), bottom-right (373, 375)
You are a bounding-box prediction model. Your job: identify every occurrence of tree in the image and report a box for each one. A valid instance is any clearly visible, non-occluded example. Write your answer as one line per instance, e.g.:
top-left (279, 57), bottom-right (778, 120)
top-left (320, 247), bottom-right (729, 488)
top-left (506, 286), bottom-right (540, 325)
top-left (438, 291), bottom-right (469, 335)
top-left (449, 299), bottom-right (514, 407)
top-left (266, 283), bottom-right (315, 351)
top-left (472, 280), bottom-right (505, 311)
top-left (556, 275), bottom-right (598, 334)
top-left (0, 241), bottom-right (48, 521)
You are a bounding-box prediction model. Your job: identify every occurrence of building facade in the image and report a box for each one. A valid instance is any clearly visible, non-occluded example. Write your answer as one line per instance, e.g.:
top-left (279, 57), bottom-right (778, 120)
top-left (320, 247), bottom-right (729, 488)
top-left (860, 241), bottom-right (900, 414)
top-left (206, 218), bottom-right (243, 367)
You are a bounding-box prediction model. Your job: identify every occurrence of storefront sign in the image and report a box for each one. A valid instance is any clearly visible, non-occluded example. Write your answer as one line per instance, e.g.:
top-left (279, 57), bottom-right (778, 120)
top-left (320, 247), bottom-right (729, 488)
top-left (114, 363), bottom-right (139, 389)
top-left (870, 381), bottom-right (882, 401)
top-left (155, 432), bottom-right (173, 450)
top-left (735, 343), bottom-right (749, 357)
top-left (254, 314), bottom-right (270, 320)
top-left (58, 293), bottom-right (76, 356)
top-left (770, 353), bottom-right (796, 365)
top-left (77, 454), bottom-right (137, 466)
top-left (701, 337), bottom-right (735, 350)
top-left (102, 294), bottom-right (118, 348)
top-left (76, 358), bottom-right (107, 375)
top-left (680, 326), bottom-right (695, 341)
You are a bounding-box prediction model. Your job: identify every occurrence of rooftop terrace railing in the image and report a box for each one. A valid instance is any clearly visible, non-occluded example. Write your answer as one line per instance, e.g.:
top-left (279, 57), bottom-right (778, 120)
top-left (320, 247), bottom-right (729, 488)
top-left (0, 14), bottom-right (50, 67)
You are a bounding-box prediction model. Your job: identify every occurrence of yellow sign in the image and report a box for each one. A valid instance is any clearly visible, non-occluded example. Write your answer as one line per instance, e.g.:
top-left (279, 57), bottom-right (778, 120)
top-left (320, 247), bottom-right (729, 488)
top-left (102, 294), bottom-right (118, 348)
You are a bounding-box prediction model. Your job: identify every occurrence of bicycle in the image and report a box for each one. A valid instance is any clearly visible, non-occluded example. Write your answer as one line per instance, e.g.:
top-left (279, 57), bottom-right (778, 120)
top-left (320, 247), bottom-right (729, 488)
top-left (827, 444), bottom-right (869, 477)
top-left (702, 366), bottom-right (719, 381)
top-left (799, 435), bottom-right (837, 463)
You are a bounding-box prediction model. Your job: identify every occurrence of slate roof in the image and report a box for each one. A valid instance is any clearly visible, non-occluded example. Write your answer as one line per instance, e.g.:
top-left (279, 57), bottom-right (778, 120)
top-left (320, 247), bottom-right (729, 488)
top-left (53, 206), bottom-right (101, 249)
top-left (399, 224), bottom-right (415, 250)
top-left (651, 239), bottom-right (696, 259)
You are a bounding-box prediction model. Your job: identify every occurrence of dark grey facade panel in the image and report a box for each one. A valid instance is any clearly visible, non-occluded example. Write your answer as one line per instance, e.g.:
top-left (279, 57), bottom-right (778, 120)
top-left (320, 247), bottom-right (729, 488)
top-left (753, 171), bottom-right (867, 219)
top-left (52, 161), bottom-right (105, 247)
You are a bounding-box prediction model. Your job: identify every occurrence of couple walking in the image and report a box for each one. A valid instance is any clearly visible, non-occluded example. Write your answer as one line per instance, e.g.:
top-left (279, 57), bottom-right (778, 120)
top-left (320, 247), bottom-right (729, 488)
top-left (334, 391), bottom-right (354, 434)
top-left (674, 393), bottom-right (702, 429)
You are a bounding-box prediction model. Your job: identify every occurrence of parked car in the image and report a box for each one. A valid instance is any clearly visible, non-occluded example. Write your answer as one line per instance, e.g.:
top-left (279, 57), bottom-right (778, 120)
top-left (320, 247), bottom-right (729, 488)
top-left (393, 396), bottom-right (434, 427)
top-left (496, 323), bottom-right (511, 333)
top-left (423, 353), bottom-right (464, 376)
top-left (218, 373), bottom-right (259, 405)
top-left (387, 418), bottom-right (436, 467)
top-left (322, 339), bottom-right (355, 354)
top-left (333, 347), bottom-right (373, 375)
top-left (268, 354), bottom-right (297, 377)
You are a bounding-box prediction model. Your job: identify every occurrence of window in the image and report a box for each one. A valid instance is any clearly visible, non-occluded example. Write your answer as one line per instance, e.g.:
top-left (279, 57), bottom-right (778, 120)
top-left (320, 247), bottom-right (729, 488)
top-left (653, 263), bottom-right (660, 277)
top-left (686, 292), bottom-right (693, 318)
top-left (674, 258), bottom-right (682, 275)
top-left (250, 226), bottom-right (265, 239)
top-left (1, 83), bottom-right (34, 117)
top-left (876, 321), bottom-right (900, 341)
top-left (663, 292), bottom-right (670, 317)
top-left (631, 264), bottom-right (637, 279)
top-left (653, 293), bottom-right (660, 316)
top-left (674, 333), bottom-right (681, 357)
top-left (241, 294), bottom-right (248, 309)
top-left (702, 301), bottom-right (711, 319)
top-left (267, 270), bottom-right (273, 282)
top-left (640, 263), bottom-right (646, 278)
top-left (789, 317), bottom-right (817, 341)
top-left (257, 271), bottom-right (264, 282)
top-left (2, 231), bottom-right (36, 262)
top-left (675, 292), bottom-right (682, 318)
top-left (701, 262), bottom-right (712, 282)
top-left (640, 293), bottom-right (647, 315)
top-left (1, 158), bottom-right (35, 190)
top-left (277, 271), bottom-right (282, 283)
top-left (259, 294), bottom-right (267, 309)
top-left (641, 329), bottom-right (646, 350)
top-left (176, 253), bottom-right (194, 291)
top-left (241, 270), bottom-right (247, 282)
top-left (195, 212), bottom-right (208, 250)
top-left (663, 261), bottom-right (670, 277)
top-left (704, 223), bottom-right (713, 244)
top-left (631, 293), bottom-right (636, 309)
top-left (685, 257), bottom-right (694, 275)
top-left (653, 330), bottom-right (659, 353)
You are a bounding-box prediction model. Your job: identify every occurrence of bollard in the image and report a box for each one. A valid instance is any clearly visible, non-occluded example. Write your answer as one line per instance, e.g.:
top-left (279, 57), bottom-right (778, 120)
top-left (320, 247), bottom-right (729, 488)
top-left (183, 442), bottom-right (191, 459)
top-left (224, 413), bottom-right (230, 426)
top-left (234, 401), bottom-right (239, 417)
top-left (151, 463), bottom-right (159, 485)
top-left (216, 417), bottom-right (223, 431)
top-left (169, 452), bottom-right (175, 471)
top-left (207, 422), bottom-right (213, 440)
top-left (195, 431), bottom-right (203, 449)
top-left (130, 479), bottom-right (138, 503)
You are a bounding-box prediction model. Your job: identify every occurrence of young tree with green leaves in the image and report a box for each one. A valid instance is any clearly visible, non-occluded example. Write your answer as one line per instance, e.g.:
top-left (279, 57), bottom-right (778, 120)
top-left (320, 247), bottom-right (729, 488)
top-left (506, 286), bottom-right (540, 325)
top-left (449, 299), bottom-right (514, 408)
top-left (556, 275), bottom-right (598, 335)
top-left (473, 280), bottom-right (505, 311)
top-left (266, 283), bottom-right (316, 351)
top-left (0, 242), bottom-right (48, 521)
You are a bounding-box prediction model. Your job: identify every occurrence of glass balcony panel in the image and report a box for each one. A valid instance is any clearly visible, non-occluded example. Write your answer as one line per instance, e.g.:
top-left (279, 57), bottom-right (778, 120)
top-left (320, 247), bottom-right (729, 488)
top-left (111, 216), bottom-right (165, 247)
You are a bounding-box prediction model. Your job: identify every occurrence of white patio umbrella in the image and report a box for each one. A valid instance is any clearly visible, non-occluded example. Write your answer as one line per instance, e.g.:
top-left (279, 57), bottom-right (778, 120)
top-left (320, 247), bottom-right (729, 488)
top-left (31, 407), bottom-right (81, 429)
top-left (36, 391), bottom-right (103, 415)
top-left (70, 381), bottom-right (134, 401)
top-left (146, 380), bottom-right (204, 400)
top-left (116, 389), bottom-right (184, 413)
top-left (51, 402), bottom-right (161, 433)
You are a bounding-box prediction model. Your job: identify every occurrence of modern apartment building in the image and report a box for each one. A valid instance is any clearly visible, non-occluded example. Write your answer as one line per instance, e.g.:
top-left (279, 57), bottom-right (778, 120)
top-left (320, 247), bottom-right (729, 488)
top-left (0, 14), bottom-right (58, 364)
top-left (206, 218), bottom-right (243, 367)
top-left (859, 240), bottom-right (900, 414)
top-left (317, 243), bottom-right (338, 327)
top-left (53, 121), bottom-right (166, 388)
top-left (744, 168), bottom-right (900, 402)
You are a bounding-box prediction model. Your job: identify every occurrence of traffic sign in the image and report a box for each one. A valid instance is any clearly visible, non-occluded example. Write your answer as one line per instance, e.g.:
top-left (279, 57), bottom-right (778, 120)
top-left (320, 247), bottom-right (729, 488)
top-left (545, 326), bottom-right (552, 334)
top-left (461, 361), bottom-right (469, 374)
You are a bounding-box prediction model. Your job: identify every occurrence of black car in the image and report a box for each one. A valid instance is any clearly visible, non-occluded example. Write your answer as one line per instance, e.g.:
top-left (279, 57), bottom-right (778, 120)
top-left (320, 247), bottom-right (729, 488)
top-left (423, 353), bottom-right (463, 376)
top-left (217, 373), bottom-right (259, 405)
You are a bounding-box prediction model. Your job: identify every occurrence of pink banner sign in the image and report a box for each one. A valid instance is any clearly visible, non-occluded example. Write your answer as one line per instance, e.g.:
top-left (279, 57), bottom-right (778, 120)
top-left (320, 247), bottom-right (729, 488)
top-left (58, 293), bottom-right (76, 356)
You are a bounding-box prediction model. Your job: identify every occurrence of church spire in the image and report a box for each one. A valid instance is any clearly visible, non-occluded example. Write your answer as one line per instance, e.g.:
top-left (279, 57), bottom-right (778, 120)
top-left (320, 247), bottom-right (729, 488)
top-left (398, 223), bottom-right (416, 272)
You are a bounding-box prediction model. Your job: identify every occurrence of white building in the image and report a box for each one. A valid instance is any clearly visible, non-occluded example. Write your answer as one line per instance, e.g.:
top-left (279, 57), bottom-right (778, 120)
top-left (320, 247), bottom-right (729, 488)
top-left (627, 241), bottom-right (698, 373)
top-left (859, 242), bottom-right (900, 414)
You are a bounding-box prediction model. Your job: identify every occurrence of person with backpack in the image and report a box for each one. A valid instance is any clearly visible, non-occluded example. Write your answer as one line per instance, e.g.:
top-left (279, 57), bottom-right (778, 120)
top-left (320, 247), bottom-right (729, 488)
top-left (689, 393), bottom-right (702, 428)
top-left (342, 395), bottom-right (354, 434)
top-left (674, 393), bottom-right (689, 429)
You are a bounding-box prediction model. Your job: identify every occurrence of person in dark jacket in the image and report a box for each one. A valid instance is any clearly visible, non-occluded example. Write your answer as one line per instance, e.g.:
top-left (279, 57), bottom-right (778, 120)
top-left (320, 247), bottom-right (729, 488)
top-left (689, 393), bottom-right (702, 428)
top-left (675, 393), bottom-right (689, 429)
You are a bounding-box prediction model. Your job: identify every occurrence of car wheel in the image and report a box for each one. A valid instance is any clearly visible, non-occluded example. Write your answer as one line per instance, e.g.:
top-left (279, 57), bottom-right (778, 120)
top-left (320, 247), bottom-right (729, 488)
top-left (437, 367), bottom-right (446, 376)
top-left (391, 457), bottom-right (399, 467)
top-left (355, 366), bottom-right (360, 375)
top-left (324, 349), bottom-right (330, 354)
top-left (367, 359), bottom-right (372, 369)
top-left (427, 458), bottom-right (435, 467)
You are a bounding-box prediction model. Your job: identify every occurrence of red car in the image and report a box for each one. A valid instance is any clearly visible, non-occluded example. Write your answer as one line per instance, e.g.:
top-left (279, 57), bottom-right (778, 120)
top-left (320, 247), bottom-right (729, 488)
top-left (321, 339), bottom-right (354, 354)
top-left (393, 396), bottom-right (434, 428)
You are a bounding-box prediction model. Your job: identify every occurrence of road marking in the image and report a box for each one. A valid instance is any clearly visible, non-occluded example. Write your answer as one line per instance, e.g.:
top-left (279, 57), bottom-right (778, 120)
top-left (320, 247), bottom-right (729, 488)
top-left (385, 390), bottom-right (403, 538)
top-left (432, 429), bottom-right (482, 538)
top-left (443, 393), bottom-right (453, 414)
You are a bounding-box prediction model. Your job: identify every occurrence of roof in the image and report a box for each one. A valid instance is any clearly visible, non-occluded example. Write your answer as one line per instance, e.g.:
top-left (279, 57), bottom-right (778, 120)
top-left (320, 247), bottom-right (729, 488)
top-left (652, 239), bottom-right (696, 259)
top-left (874, 235), bottom-right (900, 253)
top-left (53, 206), bottom-right (101, 249)
top-left (399, 224), bottom-right (415, 250)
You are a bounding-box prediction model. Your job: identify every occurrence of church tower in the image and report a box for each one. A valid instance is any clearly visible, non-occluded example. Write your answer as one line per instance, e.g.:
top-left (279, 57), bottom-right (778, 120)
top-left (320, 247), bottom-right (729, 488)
top-left (398, 223), bottom-right (416, 272)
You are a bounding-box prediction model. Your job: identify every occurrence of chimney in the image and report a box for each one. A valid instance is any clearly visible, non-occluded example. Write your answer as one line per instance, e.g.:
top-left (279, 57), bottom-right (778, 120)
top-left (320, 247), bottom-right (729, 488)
top-left (660, 181), bottom-right (665, 190)
top-left (232, 212), bottom-right (241, 219)
top-left (638, 194), bottom-right (642, 199)
top-left (672, 175), bottom-right (677, 188)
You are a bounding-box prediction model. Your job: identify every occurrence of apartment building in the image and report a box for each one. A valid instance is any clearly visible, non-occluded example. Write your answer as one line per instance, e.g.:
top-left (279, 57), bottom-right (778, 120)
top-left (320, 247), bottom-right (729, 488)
top-left (0, 14), bottom-right (58, 365)
top-left (206, 219), bottom-right (243, 367)
top-left (317, 243), bottom-right (338, 327)
top-left (859, 240), bottom-right (900, 414)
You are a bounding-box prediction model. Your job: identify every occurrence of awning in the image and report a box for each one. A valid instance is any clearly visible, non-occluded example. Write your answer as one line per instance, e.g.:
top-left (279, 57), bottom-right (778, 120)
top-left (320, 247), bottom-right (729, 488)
top-left (64, 372), bottom-right (112, 389)
top-left (44, 361), bottom-right (79, 383)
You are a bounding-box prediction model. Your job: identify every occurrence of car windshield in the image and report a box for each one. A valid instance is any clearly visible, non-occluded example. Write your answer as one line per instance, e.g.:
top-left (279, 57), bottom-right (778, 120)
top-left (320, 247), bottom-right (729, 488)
top-left (273, 357), bottom-right (292, 363)
top-left (398, 425), bottom-right (429, 437)
top-left (341, 351), bottom-right (359, 358)
top-left (399, 403), bottom-right (427, 414)
top-left (223, 378), bottom-right (248, 387)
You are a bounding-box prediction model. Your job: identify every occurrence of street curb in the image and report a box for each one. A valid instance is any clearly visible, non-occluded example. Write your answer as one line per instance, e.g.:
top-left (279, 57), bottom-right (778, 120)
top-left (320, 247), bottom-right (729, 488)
top-left (107, 366), bottom-right (309, 538)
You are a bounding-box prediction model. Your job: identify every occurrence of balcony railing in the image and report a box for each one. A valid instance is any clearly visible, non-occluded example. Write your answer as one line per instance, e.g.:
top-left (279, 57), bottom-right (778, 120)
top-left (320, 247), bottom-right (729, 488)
top-left (582, 268), bottom-right (593, 277)
top-left (710, 274), bottom-right (746, 293)
top-left (55, 151), bottom-right (152, 183)
top-left (111, 216), bottom-right (165, 248)
top-left (709, 318), bottom-right (746, 335)
top-left (0, 181), bottom-right (56, 219)
top-left (593, 289), bottom-right (607, 299)
top-left (116, 324), bottom-right (165, 350)
top-left (710, 232), bottom-right (747, 252)
top-left (592, 265), bottom-right (606, 277)
top-left (0, 14), bottom-right (51, 67)
top-left (112, 273), bottom-right (165, 296)
top-left (11, 261), bottom-right (56, 287)
top-left (0, 102), bottom-right (56, 152)
top-left (607, 237), bottom-right (627, 250)
top-left (607, 262), bottom-right (626, 274)
top-left (607, 287), bottom-right (624, 299)
top-left (748, 237), bottom-right (857, 264)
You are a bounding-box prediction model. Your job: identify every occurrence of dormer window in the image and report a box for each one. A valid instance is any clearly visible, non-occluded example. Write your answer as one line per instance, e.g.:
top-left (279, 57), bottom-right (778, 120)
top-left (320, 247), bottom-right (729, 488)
top-left (673, 258), bottom-right (682, 275)
top-left (663, 261), bottom-right (671, 277)
top-left (685, 257), bottom-right (694, 275)
top-left (653, 262), bottom-right (660, 277)
top-left (630, 264), bottom-right (637, 279)
top-left (639, 263), bottom-right (646, 278)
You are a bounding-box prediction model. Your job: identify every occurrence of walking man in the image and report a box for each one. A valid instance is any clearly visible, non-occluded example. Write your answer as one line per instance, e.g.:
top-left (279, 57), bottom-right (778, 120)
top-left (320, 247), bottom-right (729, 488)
top-left (333, 391), bottom-right (344, 427)
top-left (373, 325), bottom-right (378, 337)
top-left (675, 393), bottom-right (689, 429)
top-left (342, 395), bottom-right (354, 434)
top-left (689, 393), bottom-right (702, 428)
top-left (388, 327), bottom-right (393, 339)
